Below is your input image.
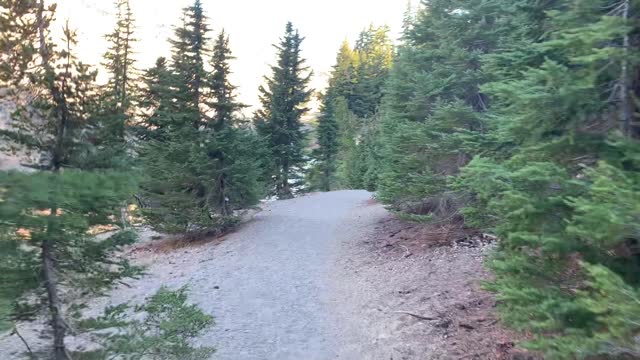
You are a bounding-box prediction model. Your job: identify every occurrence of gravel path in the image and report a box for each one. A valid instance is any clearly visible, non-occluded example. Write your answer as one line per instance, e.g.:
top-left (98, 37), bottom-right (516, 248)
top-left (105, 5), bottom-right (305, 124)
top-left (1, 190), bottom-right (520, 359)
top-left (194, 190), bottom-right (373, 359)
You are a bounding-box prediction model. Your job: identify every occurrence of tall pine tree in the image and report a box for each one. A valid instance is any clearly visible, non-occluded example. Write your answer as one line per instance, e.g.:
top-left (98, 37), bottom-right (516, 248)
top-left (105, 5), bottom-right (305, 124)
top-left (139, 5), bottom-right (265, 234)
top-left (323, 26), bottom-right (393, 190)
top-left (99, 0), bottom-right (136, 140)
top-left (377, 0), bottom-right (495, 214)
top-left (255, 22), bottom-right (312, 199)
top-left (203, 30), bottom-right (264, 217)
top-left (139, 0), bottom-right (211, 233)
top-left (170, 0), bottom-right (209, 129)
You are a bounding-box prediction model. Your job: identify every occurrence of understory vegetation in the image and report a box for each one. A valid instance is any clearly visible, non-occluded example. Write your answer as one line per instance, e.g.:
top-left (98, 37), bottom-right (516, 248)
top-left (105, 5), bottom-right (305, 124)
top-left (1, 0), bottom-right (638, 358)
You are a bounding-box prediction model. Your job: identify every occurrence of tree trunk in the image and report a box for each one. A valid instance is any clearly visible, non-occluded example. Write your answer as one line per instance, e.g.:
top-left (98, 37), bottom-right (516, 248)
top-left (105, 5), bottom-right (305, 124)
top-left (219, 173), bottom-right (230, 216)
top-left (322, 161), bottom-right (331, 192)
top-left (279, 161), bottom-right (293, 199)
top-left (41, 232), bottom-right (68, 360)
top-left (37, 2), bottom-right (71, 357)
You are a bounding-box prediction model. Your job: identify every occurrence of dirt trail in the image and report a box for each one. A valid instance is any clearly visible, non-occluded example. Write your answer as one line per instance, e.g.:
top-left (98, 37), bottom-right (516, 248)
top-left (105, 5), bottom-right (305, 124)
top-left (2, 190), bottom-right (524, 359)
top-left (191, 190), bottom-right (375, 359)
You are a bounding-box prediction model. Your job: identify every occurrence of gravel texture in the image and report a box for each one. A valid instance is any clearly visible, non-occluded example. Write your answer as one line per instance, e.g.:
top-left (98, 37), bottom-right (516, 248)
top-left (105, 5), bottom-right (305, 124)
top-left (0, 190), bottom-right (376, 359)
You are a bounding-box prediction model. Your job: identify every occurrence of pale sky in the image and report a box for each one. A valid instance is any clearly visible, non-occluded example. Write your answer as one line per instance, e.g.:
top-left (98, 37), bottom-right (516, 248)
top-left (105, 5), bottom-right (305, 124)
top-left (53, 0), bottom-right (413, 113)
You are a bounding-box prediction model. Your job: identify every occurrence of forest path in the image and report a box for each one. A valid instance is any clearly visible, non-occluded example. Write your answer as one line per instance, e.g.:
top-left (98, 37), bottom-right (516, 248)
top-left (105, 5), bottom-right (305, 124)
top-left (189, 190), bottom-right (376, 359)
top-left (1, 190), bottom-right (383, 359)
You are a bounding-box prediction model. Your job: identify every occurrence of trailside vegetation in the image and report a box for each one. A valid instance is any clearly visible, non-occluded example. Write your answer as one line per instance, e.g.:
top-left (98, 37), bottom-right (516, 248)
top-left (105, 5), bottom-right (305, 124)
top-left (377, 0), bottom-right (640, 357)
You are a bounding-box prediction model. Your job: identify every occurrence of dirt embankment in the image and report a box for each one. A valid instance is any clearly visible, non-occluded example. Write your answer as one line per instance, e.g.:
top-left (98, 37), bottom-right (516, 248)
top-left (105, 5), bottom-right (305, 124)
top-left (334, 198), bottom-right (539, 360)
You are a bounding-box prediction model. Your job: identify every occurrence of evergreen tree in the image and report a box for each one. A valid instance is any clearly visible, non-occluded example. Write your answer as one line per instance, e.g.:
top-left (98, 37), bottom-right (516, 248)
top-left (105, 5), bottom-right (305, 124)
top-left (456, 0), bottom-right (640, 356)
top-left (377, 0), bottom-right (495, 213)
top-left (204, 30), bottom-right (263, 218)
top-left (379, 0), bottom-right (640, 356)
top-left (207, 30), bottom-right (246, 130)
top-left (103, 0), bottom-right (136, 113)
top-left (139, 6), bottom-right (265, 234)
top-left (99, 0), bottom-right (136, 140)
top-left (138, 0), bottom-right (211, 233)
top-left (321, 28), bottom-right (393, 190)
top-left (255, 22), bottom-right (312, 199)
top-left (84, 0), bottom-right (138, 170)
top-left (313, 91), bottom-right (339, 191)
top-left (169, 0), bottom-right (209, 129)
top-left (351, 25), bottom-right (393, 119)
top-left (134, 57), bottom-right (175, 140)
top-left (0, 1), bottom-right (138, 358)
top-left (0, 0), bottom-right (39, 87)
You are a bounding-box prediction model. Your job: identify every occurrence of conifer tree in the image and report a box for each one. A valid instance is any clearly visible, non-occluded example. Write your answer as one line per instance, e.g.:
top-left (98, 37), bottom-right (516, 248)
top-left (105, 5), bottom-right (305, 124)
top-left (379, 0), bottom-right (640, 356)
top-left (0, 1), bottom-right (138, 358)
top-left (351, 25), bottom-right (393, 119)
top-left (170, 0), bottom-right (209, 129)
top-left (99, 0), bottom-right (136, 140)
top-left (255, 22), bottom-right (312, 199)
top-left (456, 0), bottom-right (640, 356)
top-left (313, 92), bottom-right (339, 191)
top-left (85, 0), bottom-right (138, 170)
top-left (139, 6), bottom-right (265, 234)
top-left (103, 0), bottom-right (136, 114)
top-left (311, 41), bottom-right (359, 191)
top-left (204, 30), bottom-right (263, 217)
top-left (134, 57), bottom-right (175, 140)
top-left (377, 0), bottom-right (495, 212)
top-left (208, 30), bottom-right (246, 130)
top-left (138, 0), bottom-right (211, 233)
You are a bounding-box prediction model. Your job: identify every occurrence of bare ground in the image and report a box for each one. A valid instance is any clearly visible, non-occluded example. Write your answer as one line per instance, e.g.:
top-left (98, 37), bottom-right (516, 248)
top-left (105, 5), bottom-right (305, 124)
top-left (332, 197), bottom-right (538, 360)
top-left (1, 191), bottom-right (536, 359)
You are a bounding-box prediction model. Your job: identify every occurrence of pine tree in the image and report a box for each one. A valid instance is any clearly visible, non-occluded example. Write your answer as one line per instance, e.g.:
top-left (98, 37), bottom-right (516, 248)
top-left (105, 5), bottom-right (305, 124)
top-left (0, 0), bottom-right (39, 87)
top-left (321, 28), bottom-right (393, 190)
top-left (103, 0), bottom-right (136, 113)
top-left (204, 30), bottom-right (263, 217)
top-left (139, 7), bottom-right (265, 234)
top-left (313, 91), bottom-right (339, 191)
top-left (0, 1), bottom-right (138, 358)
top-left (169, 0), bottom-right (209, 129)
top-left (255, 22), bottom-right (312, 199)
top-left (99, 0), bottom-right (136, 140)
top-left (377, 0), bottom-right (495, 213)
top-left (456, 0), bottom-right (640, 356)
top-left (351, 25), bottom-right (393, 119)
top-left (134, 57), bottom-right (175, 140)
top-left (138, 0), bottom-right (211, 233)
top-left (208, 30), bottom-right (246, 130)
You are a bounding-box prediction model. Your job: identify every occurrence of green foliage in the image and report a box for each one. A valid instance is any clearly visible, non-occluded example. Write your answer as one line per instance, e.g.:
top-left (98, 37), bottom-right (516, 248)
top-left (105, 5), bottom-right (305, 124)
top-left (0, 2), bottom-right (142, 356)
top-left (78, 286), bottom-right (215, 360)
top-left (139, 4), bottom-right (266, 234)
top-left (379, 0), bottom-right (640, 357)
top-left (0, 170), bottom-right (140, 302)
top-left (254, 22), bottom-right (312, 199)
top-left (319, 27), bottom-right (393, 191)
top-left (377, 0), bottom-right (496, 214)
top-left (88, 0), bottom-right (137, 170)
top-left (312, 93), bottom-right (340, 191)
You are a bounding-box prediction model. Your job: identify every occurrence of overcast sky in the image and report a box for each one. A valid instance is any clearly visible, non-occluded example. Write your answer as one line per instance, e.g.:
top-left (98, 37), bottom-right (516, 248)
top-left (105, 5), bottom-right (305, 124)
top-left (53, 0), bottom-right (413, 112)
